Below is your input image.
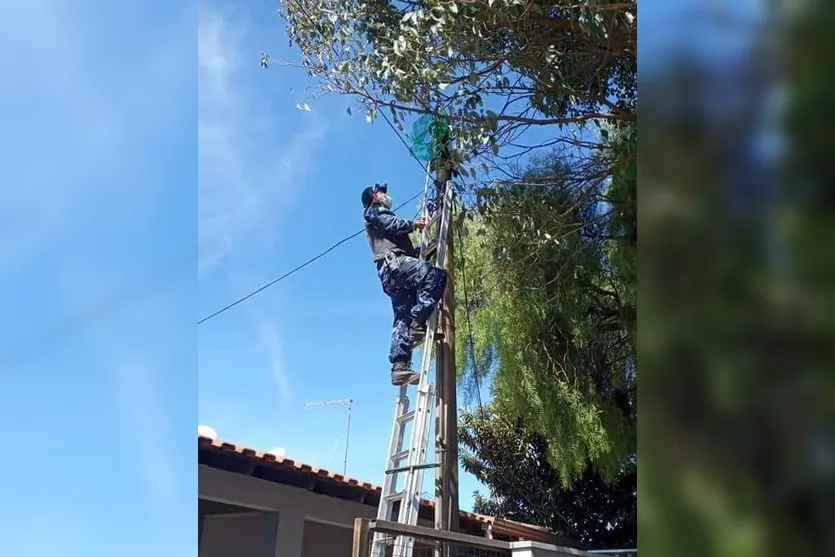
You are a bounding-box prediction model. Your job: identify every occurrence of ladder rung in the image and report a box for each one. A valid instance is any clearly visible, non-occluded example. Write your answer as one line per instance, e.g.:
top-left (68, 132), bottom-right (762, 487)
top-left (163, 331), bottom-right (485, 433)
top-left (425, 330), bottom-right (444, 342)
top-left (422, 240), bottom-right (438, 259)
top-left (390, 449), bottom-right (411, 463)
top-left (396, 410), bottom-right (415, 425)
top-left (385, 462), bottom-right (440, 475)
top-left (384, 490), bottom-right (405, 502)
top-left (413, 331), bottom-right (443, 351)
top-left (427, 210), bottom-right (442, 227)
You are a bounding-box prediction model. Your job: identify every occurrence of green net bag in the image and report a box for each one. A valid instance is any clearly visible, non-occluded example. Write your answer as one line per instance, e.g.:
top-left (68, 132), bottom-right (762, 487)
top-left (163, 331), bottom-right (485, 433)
top-left (410, 114), bottom-right (450, 161)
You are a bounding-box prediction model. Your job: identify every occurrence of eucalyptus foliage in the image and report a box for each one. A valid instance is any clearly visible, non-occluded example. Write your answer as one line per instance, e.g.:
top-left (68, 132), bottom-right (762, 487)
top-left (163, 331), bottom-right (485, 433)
top-left (275, 0), bottom-right (636, 172)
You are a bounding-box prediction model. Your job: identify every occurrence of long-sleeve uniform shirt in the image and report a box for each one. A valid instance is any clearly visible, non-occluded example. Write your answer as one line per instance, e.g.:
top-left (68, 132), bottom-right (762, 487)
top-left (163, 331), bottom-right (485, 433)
top-left (363, 203), bottom-right (418, 263)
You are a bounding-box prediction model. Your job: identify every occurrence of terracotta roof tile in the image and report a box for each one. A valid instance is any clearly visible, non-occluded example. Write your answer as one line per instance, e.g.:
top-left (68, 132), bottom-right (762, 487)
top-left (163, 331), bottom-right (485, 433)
top-left (199, 436), bottom-right (379, 490)
top-left (198, 435), bottom-right (563, 544)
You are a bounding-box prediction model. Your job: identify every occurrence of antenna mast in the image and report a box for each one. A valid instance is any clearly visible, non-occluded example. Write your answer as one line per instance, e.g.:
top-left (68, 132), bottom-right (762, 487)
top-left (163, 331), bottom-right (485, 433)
top-left (303, 397), bottom-right (353, 476)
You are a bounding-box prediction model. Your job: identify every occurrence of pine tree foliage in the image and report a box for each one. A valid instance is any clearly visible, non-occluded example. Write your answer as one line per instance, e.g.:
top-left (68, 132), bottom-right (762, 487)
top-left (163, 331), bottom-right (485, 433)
top-left (454, 125), bottom-right (636, 484)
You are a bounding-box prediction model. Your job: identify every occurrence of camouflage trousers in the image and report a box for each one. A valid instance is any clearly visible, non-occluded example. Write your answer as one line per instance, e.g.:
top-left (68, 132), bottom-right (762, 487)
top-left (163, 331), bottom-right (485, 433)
top-left (377, 253), bottom-right (447, 364)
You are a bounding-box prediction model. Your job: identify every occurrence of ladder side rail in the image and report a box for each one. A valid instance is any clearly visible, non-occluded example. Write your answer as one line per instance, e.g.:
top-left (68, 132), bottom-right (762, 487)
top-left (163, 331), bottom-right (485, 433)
top-left (395, 388), bottom-right (436, 557)
top-left (400, 382), bottom-right (432, 522)
top-left (418, 169), bottom-right (435, 255)
top-left (401, 185), bottom-right (452, 506)
top-left (412, 383), bottom-right (437, 510)
top-left (374, 185), bottom-right (455, 557)
top-left (399, 378), bottom-right (433, 513)
top-left (394, 185), bottom-right (455, 557)
top-left (372, 390), bottom-right (412, 556)
top-left (405, 184), bottom-right (453, 498)
top-left (400, 388), bottom-right (435, 527)
top-left (377, 388), bottom-right (410, 520)
top-left (398, 181), bottom-right (452, 513)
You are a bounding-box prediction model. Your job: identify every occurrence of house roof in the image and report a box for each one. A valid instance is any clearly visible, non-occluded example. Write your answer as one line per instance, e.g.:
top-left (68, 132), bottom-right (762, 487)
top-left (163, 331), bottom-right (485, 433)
top-left (198, 435), bottom-right (575, 547)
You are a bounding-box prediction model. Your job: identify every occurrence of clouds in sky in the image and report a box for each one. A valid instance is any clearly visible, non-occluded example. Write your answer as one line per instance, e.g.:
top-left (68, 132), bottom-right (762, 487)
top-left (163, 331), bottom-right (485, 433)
top-left (198, 0), bottom-right (328, 275)
top-left (254, 316), bottom-right (291, 399)
top-left (0, 1), bottom-right (195, 552)
top-left (199, 0), bottom-right (335, 418)
top-left (0, 0), bottom-right (189, 279)
top-left (110, 356), bottom-right (182, 513)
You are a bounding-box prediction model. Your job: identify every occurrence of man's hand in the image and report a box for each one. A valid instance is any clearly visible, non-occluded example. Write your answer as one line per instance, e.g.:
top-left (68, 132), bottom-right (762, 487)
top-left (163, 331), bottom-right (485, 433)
top-left (413, 216), bottom-right (428, 231)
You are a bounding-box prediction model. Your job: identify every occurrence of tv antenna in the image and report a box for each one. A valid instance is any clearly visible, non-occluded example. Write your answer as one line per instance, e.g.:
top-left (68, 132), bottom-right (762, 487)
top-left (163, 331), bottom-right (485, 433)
top-left (302, 397), bottom-right (353, 476)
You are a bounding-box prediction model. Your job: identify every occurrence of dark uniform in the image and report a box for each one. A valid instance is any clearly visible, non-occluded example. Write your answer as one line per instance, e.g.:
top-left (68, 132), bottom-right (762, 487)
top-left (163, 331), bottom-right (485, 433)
top-left (362, 185), bottom-right (447, 385)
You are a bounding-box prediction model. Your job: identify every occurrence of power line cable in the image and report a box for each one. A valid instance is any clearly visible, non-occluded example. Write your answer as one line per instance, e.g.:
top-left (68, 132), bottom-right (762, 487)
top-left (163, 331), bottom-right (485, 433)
top-left (199, 107), bottom-right (431, 325)
top-left (198, 190), bottom-right (423, 325)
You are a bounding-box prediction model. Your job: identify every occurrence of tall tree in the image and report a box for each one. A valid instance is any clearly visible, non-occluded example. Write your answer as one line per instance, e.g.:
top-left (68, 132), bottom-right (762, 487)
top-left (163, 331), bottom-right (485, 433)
top-left (454, 132), bottom-right (636, 483)
top-left (459, 407), bottom-right (636, 549)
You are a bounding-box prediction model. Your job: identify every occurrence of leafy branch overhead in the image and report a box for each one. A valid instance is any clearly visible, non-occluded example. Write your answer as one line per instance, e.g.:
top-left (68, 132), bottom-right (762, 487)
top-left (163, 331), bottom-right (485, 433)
top-left (275, 0), bottom-right (636, 170)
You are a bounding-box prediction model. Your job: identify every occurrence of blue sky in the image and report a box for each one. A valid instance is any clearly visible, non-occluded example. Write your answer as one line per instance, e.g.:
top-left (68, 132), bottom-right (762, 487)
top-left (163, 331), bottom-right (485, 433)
top-left (196, 0), bottom-right (489, 510)
top-left (0, 0), bottom-right (194, 555)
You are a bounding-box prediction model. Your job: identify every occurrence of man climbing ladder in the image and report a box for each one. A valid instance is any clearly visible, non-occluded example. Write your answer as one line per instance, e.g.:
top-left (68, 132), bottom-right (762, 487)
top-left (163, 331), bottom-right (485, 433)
top-left (361, 182), bottom-right (448, 386)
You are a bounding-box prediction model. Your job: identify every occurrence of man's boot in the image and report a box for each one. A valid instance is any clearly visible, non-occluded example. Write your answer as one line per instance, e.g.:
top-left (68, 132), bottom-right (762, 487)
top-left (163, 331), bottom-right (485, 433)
top-left (391, 361), bottom-right (419, 386)
top-left (409, 320), bottom-right (427, 347)
top-left (409, 320), bottom-right (445, 348)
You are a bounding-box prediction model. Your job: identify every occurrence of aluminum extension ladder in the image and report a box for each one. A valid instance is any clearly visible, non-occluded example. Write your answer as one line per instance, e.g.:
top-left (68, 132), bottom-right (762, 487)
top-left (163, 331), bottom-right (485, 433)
top-left (371, 184), bottom-right (454, 557)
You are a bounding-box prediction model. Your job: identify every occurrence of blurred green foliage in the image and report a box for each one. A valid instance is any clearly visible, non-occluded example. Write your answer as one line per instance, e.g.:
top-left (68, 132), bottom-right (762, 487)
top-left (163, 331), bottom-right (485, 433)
top-left (639, 2), bottom-right (835, 556)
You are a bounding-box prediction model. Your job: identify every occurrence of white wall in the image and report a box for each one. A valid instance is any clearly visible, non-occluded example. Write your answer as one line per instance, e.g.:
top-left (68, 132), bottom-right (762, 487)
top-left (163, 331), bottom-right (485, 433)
top-left (199, 465), bottom-right (376, 526)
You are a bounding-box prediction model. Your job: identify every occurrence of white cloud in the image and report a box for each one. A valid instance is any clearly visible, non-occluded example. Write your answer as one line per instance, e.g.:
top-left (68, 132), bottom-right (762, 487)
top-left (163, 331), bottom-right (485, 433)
top-left (219, 270), bottom-right (293, 402)
top-left (111, 358), bottom-right (180, 513)
top-left (254, 316), bottom-right (291, 399)
top-left (198, 1), bottom-right (328, 274)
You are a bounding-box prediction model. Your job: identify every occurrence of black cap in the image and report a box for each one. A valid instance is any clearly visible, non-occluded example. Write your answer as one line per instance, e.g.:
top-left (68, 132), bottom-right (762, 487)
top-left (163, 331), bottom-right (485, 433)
top-left (361, 183), bottom-right (388, 207)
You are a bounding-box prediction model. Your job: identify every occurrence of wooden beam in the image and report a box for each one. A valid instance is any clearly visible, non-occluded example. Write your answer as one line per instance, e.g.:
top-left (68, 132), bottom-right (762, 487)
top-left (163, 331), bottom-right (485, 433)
top-left (368, 520), bottom-right (511, 552)
top-left (435, 327), bottom-right (447, 536)
top-left (442, 203), bottom-right (460, 534)
top-left (352, 518), bottom-right (371, 557)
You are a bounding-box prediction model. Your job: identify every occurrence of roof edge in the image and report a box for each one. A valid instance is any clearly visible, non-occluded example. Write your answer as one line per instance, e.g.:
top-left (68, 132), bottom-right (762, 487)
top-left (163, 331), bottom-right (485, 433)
top-left (198, 435), bottom-right (564, 545)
